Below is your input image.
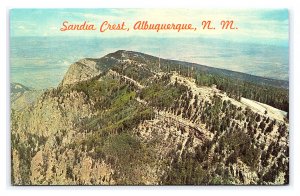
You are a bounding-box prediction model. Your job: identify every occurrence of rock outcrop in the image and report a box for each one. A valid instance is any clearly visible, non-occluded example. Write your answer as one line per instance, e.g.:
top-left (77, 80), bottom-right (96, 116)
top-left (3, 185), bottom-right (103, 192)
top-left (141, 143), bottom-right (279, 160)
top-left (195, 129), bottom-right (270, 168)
top-left (11, 50), bottom-right (289, 185)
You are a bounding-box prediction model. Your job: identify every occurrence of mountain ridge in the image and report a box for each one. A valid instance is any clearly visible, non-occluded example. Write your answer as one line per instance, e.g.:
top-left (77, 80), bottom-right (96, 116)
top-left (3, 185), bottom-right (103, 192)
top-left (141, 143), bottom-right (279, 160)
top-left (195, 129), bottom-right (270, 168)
top-left (109, 50), bottom-right (289, 88)
top-left (11, 50), bottom-right (289, 185)
top-left (61, 50), bottom-right (288, 89)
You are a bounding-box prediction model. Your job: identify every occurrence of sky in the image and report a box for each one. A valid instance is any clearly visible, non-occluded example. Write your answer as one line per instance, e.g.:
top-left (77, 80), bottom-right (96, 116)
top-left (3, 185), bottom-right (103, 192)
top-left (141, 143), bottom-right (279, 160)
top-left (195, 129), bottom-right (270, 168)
top-left (10, 9), bottom-right (289, 45)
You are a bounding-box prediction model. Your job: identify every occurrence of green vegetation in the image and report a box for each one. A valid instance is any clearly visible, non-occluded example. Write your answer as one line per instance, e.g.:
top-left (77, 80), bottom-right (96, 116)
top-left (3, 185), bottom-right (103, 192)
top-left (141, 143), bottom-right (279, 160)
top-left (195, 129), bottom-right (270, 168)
top-left (11, 109), bottom-right (48, 185)
top-left (61, 76), bottom-right (156, 184)
top-left (162, 138), bottom-right (235, 185)
top-left (11, 51), bottom-right (289, 185)
top-left (194, 72), bottom-right (288, 113)
top-left (221, 131), bottom-right (261, 170)
top-left (140, 79), bottom-right (187, 110)
top-left (158, 56), bottom-right (288, 113)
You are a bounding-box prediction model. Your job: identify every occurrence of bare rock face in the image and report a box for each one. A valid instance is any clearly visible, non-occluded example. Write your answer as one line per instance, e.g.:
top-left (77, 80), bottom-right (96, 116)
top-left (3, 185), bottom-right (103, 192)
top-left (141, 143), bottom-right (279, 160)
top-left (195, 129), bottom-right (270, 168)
top-left (11, 50), bottom-right (289, 185)
top-left (10, 83), bottom-right (43, 112)
top-left (12, 149), bottom-right (22, 184)
top-left (60, 59), bottom-right (101, 86)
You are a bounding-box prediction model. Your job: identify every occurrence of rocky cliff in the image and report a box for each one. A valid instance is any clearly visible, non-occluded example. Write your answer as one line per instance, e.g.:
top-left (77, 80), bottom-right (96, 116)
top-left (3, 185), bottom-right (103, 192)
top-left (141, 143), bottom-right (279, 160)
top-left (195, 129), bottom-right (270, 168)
top-left (11, 50), bottom-right (289, 185)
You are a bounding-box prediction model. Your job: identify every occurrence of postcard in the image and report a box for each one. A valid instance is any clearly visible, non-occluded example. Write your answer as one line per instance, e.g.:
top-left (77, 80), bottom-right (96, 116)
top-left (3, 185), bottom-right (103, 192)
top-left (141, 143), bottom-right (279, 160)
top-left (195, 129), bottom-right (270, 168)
top-left (10, 9), bottom-right (289, 185)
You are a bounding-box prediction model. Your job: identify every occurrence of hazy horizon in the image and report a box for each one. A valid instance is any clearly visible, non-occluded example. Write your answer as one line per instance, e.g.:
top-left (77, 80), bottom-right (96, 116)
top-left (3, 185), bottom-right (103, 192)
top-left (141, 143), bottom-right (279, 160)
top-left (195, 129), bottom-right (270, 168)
top-left (10, 36), bottom-right (288, 89)
top-left (10, 9), bottom-right (289, 89)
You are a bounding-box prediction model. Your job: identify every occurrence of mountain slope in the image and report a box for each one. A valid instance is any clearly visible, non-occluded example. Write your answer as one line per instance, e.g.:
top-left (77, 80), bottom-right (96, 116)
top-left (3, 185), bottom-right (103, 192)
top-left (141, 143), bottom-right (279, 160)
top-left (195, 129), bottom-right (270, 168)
top-left (11, 83), bottom-right (43, 111)
top-left (11, 50), bottom-right (289, 185)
